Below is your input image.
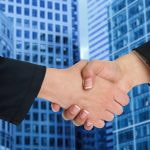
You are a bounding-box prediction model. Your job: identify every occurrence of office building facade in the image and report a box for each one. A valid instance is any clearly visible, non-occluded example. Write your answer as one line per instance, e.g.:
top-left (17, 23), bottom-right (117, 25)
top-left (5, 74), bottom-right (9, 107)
top-left (0, 11), bottom-right (14, 150)
top-left (75, 0), bottom-right (113, 150)
top-left (109, 0), bottom-right (150, 149)
top-left (87, 0), bottom-right (110, 60)
top-left (0, 0), bottom-right (80, 149)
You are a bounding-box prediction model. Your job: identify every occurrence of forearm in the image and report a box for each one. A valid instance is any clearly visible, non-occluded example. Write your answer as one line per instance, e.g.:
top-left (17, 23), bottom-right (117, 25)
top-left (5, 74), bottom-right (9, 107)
top-left (115, 52), bottom-right (150, 90)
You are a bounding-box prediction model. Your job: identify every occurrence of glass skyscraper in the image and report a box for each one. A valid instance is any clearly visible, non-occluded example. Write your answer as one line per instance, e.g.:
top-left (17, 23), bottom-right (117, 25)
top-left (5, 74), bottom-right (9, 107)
top-left (75, 0), bottom-right (113, 150)
top-left (108, 0), bottom-right (150, 150)
top-left (0, 11), bottom-right (14, 150)
top-left (0, 0), bottom-right (80, 149)
top-left (87, 0), bottom-right (110, 61)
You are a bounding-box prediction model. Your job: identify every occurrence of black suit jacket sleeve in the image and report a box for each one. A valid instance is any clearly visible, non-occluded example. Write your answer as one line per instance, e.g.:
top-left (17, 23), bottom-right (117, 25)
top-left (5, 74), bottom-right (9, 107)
top-left (0, 56), bottom-right (46, 125)
top-left (134, 42), bottom-right (150, 65)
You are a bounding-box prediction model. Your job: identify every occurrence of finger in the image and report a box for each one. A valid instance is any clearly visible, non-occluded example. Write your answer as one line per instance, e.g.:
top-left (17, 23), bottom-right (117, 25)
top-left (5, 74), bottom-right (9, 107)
top-left (93, 119), bottom-right (105, 129)
top-left (51, 103), bottom-right (61, 112)
top-left (62, 105), bottom-right (81, 121)
top-left (81, 61), bottom-right (104, 90)
top-left (102, 111), bottom-right (114, 122)
top-left (73, 110), bottom-right (89, 126)
top-left (107, 101), bottom-right (123, 115)
top-left (84, 120), bottom-right (94, 131)
top-left (114, 89), bottom-right (130, 106)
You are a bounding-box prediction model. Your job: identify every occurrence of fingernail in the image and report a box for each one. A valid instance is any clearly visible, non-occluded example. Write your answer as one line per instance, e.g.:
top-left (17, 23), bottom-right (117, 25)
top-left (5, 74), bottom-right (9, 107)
top-left (80, 110), bottom-right (89, 119)
top-left (84, 78), bottom-right (93, 89)
top-left (70, 105), bottom-right (81, 115)
top-left (86, 121), bottom-right (93, 127)
top-left (62, 112), bottom-right (69, 120)
top-left (73, 121), bottom-right (80, 126)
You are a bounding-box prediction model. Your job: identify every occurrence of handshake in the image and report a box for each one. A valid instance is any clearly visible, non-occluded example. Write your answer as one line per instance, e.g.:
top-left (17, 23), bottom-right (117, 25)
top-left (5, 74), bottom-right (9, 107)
top-left (38, 52), bottom-right (150, 130)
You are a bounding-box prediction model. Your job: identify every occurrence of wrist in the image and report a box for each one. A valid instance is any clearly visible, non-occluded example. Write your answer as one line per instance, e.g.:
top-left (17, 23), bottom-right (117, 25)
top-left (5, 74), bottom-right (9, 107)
top-left (38, 68), bottom-right (66, 104)
top-left (116, 52), bottom-right (150, 90)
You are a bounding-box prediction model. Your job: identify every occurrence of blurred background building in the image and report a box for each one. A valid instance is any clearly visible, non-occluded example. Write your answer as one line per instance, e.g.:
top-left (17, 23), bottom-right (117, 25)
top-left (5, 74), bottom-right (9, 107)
top-left (0, 11), bottom-right (14, 150)
top-left (109, 0), bottom-right (150, 150)
top-left (0, 0), bottom-right (150, 150)
top-left (0, 0), bottom-right (80, 149)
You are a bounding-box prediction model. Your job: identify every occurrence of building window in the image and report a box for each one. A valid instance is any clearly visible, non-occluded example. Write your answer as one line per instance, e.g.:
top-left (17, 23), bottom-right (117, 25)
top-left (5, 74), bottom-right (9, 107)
top-left (16, 7), bottom-right (22, 14)
top-left (25, 136), bottom-right (30, 145)
top-left (55, 13), bottom-right (60, 21)
top-left (41, 113), bottom-right (47, 121)
top-left (32, 0), bottom-right (37, 6)
top-left (32, 9), bottom-right (37, 17)
top-left (48, 12), bottom-right (53, 19)
top-left (64, 58), bottom-right (69, 66)
top-left (0, 4), bottom-right (5, 12)
top-left (24, 8), bottom-right (30, 16)
top-left (63, 37), bottom-right (68, 44)
top-left (17, 0), bottom-right (22, 3)
top-left (56, 36), bottom-right (61, 43)
top-left (24, 42), bottom-right (30, 50)
top-left (62, 4), bottom-right (67, 12)
top-left (32, 32), bottom-right (38, 40)
top-left (48, 23), bottom-right (53, 31)
top-left (49, 138), bottom-right (55, 146)
top-left (63, 26), bottom-right (68, 34)
top-left (32, 21), bottom-right (38, 29)
top-left (63, 15), bottom-right (67, 22)
top-left (41, 125), bottom-right (47, 133)
top-left (33, 137), bottom-right (39, 146)
top-left (56, 25), bottom-right (60, 32)
top-left (40, 11), bottom-right (45, 18)
top-left (58, 138), bottom-right (63, 147)
top-left (32, 43), bottom-right (38, 51)
top-left (41, 101), bottom-right (46, 109)
top-left (16, 136), bottom-right (22, 144)
top-left (24, 54), bottom-right (30, 61)
top-left (48, 56), bottom-right (53, 64)
top-left (24, 31), bottom-right (30, 39)
top-left (41, 137), bottom-right (47, 146)
top-left (40, 44), bottom-right (46, 52)
top-left (48, 1), bottom-right (52, 9)
top-left (33, 113), bottom-right (39, 121)
top-left (8, 5), bottom-right (14, 13)
top-left (49, 126), bottom-right (55, 134)
top-left (40, 0), bottom-right (45, 8)
top-left (48, 46), bottom-right (53, 53)
top-left (40, 22), bottom-right (45, 30)
top-left (16, 18), bottom-right (22, 26)
top-left (55, 3), bottom-right (60, 10)
top-left (63, 47), bottom-right (68, 55)
top-left (56, 46), bottom-right (61, 54)
top-left (16, 41), bottom-right (22, 49)
top-left (48, 34), bottom-right (53, 42)
top-left (24, 0), bottom-right (29, 5)
top-left (16, 29), bottom-right (22, 37)
top-left (24, 19), bottom-right (30, 28)
top-left (40, 33), bottom-right (45, 41)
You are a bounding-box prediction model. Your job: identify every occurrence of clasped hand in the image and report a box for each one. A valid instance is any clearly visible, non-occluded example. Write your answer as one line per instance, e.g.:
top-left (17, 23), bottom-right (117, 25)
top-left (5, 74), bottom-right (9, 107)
top-left (50, 60), bottom-right (129, 130)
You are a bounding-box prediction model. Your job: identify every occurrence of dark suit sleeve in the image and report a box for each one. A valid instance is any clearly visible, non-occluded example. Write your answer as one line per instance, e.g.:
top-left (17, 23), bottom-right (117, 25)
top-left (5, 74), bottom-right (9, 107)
top-left (0, 56), bottom-right (46, 125)
top-left (134, 42), bottom-right (150, 65)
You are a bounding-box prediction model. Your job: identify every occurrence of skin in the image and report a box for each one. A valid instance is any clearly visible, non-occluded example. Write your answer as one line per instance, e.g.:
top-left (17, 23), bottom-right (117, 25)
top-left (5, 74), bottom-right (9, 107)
top-left (51, 52), bottom-right (150, 130)
top-left (38, 60), bottom-right (126, 128)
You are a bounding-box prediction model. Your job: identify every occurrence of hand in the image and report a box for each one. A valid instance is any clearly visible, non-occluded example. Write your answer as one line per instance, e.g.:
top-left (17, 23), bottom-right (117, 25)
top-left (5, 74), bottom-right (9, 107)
top-left (38, 61), bottom-right (126, 129)
top-left (60, 52), bottom-right (150, 130)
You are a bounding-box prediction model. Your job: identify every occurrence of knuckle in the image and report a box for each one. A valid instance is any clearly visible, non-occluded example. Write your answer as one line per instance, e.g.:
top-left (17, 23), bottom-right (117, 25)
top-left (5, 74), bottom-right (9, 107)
top-left (105, 114), bottom-right (114, 121)
top-left (99, 121), bottom-right (105, 128)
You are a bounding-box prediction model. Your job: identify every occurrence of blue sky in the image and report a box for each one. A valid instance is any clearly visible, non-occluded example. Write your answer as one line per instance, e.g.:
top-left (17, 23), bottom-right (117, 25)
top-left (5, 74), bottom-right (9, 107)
top-left (78, 0), bottom-right (89, 60)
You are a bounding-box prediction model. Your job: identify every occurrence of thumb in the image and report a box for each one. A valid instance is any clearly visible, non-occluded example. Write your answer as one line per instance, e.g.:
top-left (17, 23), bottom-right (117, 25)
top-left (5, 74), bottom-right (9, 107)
top-left (82, 60), bottom-right (105, 90)
top-left (51, 103), bottom-right (61, 112)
